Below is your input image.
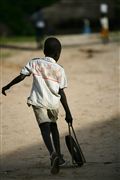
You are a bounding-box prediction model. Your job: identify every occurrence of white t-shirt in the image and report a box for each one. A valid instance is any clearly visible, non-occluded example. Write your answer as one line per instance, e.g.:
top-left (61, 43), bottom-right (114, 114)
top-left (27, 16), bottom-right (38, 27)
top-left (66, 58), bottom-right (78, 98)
top-left (100, 17), bottom-right (109, 29)
top-left (20, 57), bottom-right (67, 109)
top-left (36, 21), bottom-right (45, 28)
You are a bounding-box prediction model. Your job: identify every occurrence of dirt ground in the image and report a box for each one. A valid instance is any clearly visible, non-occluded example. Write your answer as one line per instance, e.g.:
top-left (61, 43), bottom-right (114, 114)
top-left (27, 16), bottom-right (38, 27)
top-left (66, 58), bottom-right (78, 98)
top-left (0, 35), bottom-right (120, 180)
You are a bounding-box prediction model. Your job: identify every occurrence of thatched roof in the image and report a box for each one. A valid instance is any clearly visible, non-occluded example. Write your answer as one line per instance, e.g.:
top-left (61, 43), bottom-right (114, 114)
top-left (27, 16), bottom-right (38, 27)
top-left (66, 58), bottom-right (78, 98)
top-left (42, 0), bottom-right (115, 25)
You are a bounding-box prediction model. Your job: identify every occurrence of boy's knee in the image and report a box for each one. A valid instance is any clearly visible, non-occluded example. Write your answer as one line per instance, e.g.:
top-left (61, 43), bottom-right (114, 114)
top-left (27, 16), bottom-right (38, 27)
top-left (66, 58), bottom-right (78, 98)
top-left (39, 122), bottom-right (50, 134)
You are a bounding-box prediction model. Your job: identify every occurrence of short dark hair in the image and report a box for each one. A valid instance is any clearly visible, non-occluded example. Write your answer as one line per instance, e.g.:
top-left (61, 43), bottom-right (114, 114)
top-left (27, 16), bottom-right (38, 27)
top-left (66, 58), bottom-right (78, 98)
top-left (44, 37), bottom-right (61, 57)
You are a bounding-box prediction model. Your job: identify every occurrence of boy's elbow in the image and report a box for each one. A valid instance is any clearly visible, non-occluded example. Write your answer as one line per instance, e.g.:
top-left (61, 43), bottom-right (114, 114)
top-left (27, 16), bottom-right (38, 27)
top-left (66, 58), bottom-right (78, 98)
top-left (59, 88), bottom-right (66, 100)
top-left (59, 88), bottom-right (64, 95)
top-left (19, 74), bottom-right (26, 81)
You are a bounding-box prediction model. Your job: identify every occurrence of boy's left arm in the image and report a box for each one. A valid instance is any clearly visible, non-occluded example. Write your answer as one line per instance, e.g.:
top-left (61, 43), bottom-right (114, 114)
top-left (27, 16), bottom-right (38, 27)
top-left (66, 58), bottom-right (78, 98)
top-left (59, 88), bottom-right (73, 125)
top-left (2, 74), bottom-right (27, 96)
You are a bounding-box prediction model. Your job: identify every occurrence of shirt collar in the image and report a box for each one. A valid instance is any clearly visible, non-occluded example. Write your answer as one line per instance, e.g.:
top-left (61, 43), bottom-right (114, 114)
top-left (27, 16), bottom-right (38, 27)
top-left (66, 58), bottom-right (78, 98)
top-left (44, 57), bottom-right (56, 63)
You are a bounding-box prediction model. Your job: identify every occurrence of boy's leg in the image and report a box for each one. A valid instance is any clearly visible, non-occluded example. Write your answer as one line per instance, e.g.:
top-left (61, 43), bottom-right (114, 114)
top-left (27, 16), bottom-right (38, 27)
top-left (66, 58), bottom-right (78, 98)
top-left (39, 122), bottom-right (54, 155)
top-left (50, 122), bottom-right (61, 156)
top-left (39, 122), bottom-right (60, 174)
top-left (51, 122), bottom-right (66, 166)
top-left (39, 121), bottom-right (62, 155)
top-left (32, 106), bottom-right (59, 174)
top-left (32, 106), bottom-right (54, 155)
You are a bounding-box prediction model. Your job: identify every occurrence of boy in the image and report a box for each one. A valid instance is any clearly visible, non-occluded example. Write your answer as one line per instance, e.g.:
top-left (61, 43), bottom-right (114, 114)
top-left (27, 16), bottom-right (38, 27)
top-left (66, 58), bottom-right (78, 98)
top-left (2, 37), bottom-right (73, 174)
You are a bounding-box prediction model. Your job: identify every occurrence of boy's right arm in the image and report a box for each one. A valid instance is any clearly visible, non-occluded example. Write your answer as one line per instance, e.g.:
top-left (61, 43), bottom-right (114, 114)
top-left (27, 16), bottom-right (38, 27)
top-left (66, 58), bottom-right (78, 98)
top-left (2, 74), bottom-right (27, 96)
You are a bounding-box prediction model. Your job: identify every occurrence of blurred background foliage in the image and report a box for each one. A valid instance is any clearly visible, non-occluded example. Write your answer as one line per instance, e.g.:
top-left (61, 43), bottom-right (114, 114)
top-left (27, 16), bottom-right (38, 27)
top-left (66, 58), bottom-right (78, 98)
top-left (0, 0), bottom-right (120, 36)
top-left (0, 0), bottom-right (59, 36)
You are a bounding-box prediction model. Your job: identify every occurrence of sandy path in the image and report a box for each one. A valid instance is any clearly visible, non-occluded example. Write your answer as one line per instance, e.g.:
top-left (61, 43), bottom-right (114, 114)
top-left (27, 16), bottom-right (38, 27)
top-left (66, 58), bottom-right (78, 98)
top-left (0, 35), bottom-right (120, 179)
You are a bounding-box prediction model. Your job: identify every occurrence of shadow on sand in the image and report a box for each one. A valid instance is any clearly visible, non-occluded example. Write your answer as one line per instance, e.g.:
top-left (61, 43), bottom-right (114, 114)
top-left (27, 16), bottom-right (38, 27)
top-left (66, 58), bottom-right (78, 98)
top-left (0, 115), bottom-right (120, 180)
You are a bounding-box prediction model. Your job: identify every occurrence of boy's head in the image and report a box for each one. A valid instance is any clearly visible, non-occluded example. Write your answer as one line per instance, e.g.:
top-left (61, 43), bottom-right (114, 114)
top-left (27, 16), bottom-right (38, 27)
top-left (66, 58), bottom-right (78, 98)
top-left (44, 37), bottom-right (62, 61)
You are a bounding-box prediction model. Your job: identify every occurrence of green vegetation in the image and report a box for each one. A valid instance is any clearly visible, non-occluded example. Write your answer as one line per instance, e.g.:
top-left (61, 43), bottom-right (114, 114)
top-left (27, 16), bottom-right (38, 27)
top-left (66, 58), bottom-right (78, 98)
top-left (0, 0), bottom-right (59, 36)
top-left (0, 0), bottom-right (120, 36)
top-left (0, 36), bottom-right (35, 44)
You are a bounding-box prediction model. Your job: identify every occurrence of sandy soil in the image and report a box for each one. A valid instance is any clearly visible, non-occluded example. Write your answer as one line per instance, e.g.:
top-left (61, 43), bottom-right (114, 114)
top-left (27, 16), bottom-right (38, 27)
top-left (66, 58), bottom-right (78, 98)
top-left (0, 35), bottom-right (120, 180)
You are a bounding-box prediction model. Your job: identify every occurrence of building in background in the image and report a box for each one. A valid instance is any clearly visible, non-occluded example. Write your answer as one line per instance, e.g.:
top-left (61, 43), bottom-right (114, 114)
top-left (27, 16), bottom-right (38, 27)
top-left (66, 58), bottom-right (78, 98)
top-left (0, 0), bottom-right (119, 36)
top-left (42, 0), bottom-right (117, 34)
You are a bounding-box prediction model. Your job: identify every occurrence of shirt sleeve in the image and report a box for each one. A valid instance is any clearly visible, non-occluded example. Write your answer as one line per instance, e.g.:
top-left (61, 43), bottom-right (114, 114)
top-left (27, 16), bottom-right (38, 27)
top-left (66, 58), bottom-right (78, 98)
top-left (20, 60), bottom-right (32, 76)
top-left (59, 68), bottom-right (67, 89)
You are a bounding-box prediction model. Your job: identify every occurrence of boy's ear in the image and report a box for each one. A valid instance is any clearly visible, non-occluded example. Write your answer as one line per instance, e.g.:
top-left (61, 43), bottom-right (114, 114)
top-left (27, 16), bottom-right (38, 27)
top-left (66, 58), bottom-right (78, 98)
top-left (54, 52), bottom-right (60, 61)
top-left (43, 48), bottom-right (46, 55)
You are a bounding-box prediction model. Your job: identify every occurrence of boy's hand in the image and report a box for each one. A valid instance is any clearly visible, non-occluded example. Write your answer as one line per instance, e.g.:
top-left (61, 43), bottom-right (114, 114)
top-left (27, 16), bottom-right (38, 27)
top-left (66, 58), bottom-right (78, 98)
top-left (2, 86), bottom-right (10, 96)
top-left (65, 112), bottom-right (73, 125)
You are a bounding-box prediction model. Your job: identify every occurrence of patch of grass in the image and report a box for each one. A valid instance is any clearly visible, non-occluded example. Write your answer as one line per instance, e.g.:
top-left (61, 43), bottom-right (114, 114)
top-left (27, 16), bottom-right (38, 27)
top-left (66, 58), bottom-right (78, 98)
top-left (0, 36), bottom-right (35, 44)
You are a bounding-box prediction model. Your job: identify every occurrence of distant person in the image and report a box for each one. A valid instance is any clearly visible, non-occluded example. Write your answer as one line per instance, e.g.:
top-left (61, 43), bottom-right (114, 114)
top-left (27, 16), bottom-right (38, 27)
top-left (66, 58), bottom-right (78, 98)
top-left (2, 37), bottom-right (73, 174)
top-left (100, 14), bottom-right (109, 44)
top-left (83, 19), bottom-right (91, 34)
top-left (31, 7), bottom-right (46, 49)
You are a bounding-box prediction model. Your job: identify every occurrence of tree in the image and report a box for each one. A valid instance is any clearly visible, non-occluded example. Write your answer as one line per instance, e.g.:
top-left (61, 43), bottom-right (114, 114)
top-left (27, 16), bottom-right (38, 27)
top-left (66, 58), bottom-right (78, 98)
top-left (0, 0), bottom-right (59, 36)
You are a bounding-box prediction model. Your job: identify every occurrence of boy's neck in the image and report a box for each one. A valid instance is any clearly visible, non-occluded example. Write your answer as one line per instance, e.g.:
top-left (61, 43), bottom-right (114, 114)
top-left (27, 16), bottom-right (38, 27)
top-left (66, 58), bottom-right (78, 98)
top-left (45, 55), bottom-right (58, 62)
